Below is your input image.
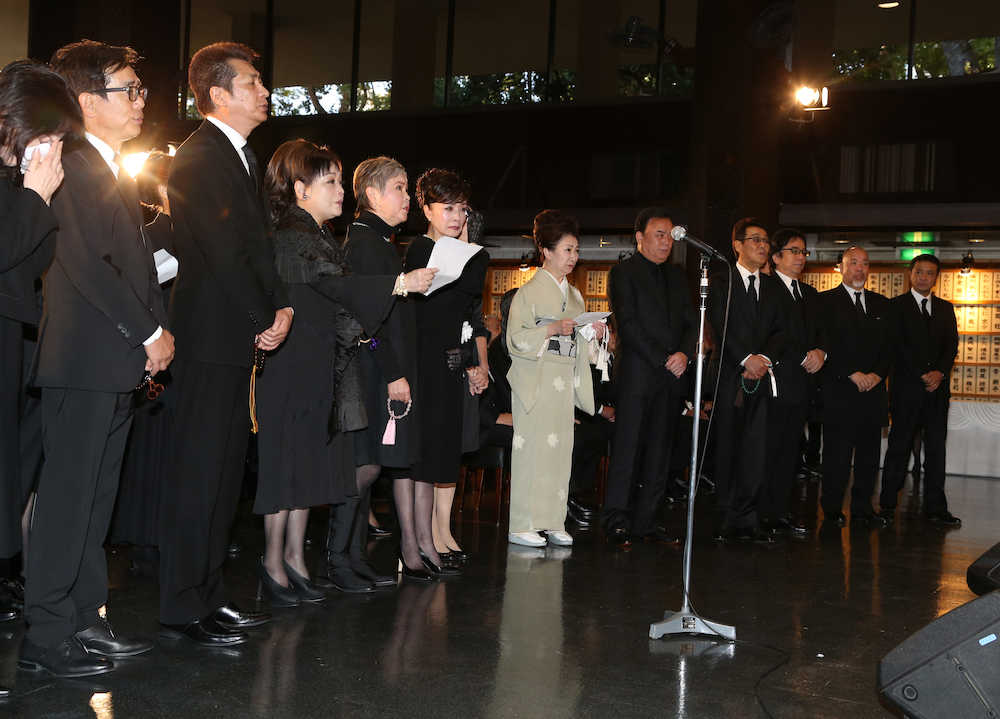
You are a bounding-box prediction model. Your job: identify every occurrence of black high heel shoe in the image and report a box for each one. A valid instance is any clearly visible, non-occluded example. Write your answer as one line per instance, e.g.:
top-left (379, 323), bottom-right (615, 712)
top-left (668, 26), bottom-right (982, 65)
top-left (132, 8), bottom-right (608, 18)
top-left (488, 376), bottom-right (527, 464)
top-left (418, 550), bottom-right (461, 576)
top-left (397, 553), bottom-right (433, 582)
top-left (256, 557), bottom-right (301, 607)
top-left (282, 561), bottom-right (326, 603)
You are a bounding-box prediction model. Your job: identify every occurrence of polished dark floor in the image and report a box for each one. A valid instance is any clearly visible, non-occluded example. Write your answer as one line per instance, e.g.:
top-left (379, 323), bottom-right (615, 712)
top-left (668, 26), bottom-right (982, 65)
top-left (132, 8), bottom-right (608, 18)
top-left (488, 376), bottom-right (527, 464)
top-left (1, 472), bottom-right (996, 718)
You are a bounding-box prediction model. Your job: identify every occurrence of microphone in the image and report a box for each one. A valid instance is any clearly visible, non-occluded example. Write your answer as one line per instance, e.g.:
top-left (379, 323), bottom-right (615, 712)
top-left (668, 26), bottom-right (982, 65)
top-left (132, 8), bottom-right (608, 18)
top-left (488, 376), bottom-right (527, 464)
top-left (670, 226), bottom-right (730, 262)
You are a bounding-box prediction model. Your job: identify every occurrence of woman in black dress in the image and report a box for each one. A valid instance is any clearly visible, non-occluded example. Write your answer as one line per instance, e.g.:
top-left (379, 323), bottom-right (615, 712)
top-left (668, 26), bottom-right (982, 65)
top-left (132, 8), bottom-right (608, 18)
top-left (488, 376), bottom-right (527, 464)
top-left (344, 157), bottom-right (454, 581)
top-left (0, 61), bottom-right (79, 632)
top-left (257, 141), bottom-right (435, 601)
top-left (405, 170), bottom-right (489, 564)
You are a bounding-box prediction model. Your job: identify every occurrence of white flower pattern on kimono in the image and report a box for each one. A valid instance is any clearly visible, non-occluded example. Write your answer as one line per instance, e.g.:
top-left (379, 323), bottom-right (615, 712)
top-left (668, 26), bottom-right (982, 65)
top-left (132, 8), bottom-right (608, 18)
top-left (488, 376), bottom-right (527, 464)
top-left (574, 374), bottom-right (581, 388)
top-left (557, 488), bottom-right (567, 501)
top-left (552, 376), bottom-right (566, 392)
top-left (513, 434), bottom-right (525, 451)
top-left (547, 433), bottom-right (559, 448)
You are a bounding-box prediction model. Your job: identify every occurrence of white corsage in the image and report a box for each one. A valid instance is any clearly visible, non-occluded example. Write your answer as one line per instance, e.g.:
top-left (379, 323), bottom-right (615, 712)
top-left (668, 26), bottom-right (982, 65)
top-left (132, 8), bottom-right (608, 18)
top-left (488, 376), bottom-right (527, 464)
top-left (460, 320), bottom-right (473, 344)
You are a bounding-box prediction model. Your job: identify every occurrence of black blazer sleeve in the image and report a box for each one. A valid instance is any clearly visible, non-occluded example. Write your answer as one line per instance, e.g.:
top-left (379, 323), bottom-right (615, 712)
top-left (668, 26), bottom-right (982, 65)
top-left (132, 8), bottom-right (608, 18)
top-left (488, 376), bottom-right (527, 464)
top-left (49, 159), bottom-right (158, 347)
top-left (348, 233), bottom-right (404, 383)
top-left (0, 184), bottom-right (57, 273)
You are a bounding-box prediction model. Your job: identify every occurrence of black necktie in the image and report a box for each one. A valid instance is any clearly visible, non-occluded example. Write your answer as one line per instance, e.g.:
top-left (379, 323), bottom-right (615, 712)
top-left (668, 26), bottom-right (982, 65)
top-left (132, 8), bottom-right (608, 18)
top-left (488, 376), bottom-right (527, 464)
top-left (854, 291), bottom-right (865, 316)
top-left (242, 143), bottom-right (259, 189)
top-left (921, 297), bottom-right (931, 323)
top-left (791, 279), bottom-right (802, 302)
top-left (747, 275), bottom-right (759, 316)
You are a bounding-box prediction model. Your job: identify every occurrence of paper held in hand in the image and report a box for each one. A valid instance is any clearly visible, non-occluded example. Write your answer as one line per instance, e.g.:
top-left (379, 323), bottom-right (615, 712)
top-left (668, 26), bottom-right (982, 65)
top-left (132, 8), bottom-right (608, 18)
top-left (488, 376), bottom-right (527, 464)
top-left (574, 311), bottom-right (611, 326)
top-left (421, 236), bottom-right (483, 295)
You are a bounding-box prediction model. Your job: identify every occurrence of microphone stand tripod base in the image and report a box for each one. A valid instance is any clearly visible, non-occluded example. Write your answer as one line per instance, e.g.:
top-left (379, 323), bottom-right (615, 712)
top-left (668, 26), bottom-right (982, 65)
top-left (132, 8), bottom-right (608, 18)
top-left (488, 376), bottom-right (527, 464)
top-left (649, 610), bottom-right (736, 641)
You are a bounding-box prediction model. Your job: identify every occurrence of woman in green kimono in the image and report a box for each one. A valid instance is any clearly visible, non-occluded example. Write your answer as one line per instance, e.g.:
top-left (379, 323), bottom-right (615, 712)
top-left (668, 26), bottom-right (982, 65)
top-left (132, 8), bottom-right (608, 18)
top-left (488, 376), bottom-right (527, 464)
top-left (505, 210), bottom-right (607, 548)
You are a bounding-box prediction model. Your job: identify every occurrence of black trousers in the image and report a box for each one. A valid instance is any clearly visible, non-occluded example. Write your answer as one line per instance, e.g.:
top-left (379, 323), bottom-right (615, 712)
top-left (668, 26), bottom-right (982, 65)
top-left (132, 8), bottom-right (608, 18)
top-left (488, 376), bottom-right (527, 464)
top-left (821, 417), bottom-right (882, 517)
top-left (25, 387), bottom-right (133, 647)
top-left (602, 381), bottom-right (679, 535)
top-left (159, 360), bottom-right (249, 624)
top-left (880, 387), bottom-right (949, 514)
top-left (711, 384), bottom-right (769, 531)
top-left (762, 399), bottom-right (809, 520)
top-left (0, 317), bottom-right (23, 558)
top-left (569, 416), bottom-right (613, 500)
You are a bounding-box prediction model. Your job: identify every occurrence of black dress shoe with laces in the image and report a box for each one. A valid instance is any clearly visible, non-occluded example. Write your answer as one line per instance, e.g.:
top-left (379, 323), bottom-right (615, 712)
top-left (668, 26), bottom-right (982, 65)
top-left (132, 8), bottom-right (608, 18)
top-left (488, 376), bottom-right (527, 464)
top-left (925, 511), bottom-right (962, 527)
top-left (18, 637), bottom-right (114, 677)
top-left (75, 616), bottom-right (153, 658)
top-left (159, 617), bottom-right (248, 646)
top-left (566, 504), bottom-right (592, 527)
top-left (852, 512), bottom-right (889, 529)
top-left (606, 526), bottom-right (632, 549)
top-left (211, 603), bottom-right (271, 630)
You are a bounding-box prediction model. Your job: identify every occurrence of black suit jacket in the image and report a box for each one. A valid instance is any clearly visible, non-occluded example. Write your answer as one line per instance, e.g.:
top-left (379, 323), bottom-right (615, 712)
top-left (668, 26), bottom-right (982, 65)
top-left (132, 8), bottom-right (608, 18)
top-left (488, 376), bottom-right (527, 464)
top-left (610, 253), bottom-right (697, 396)
top-left (167, 121), bottom-right (289, 368)
top-left (817, 284), bottom-right (892, 425)
top-left (0, 177), bottom-right (57, 325)
top-left (35, 141), bottom-right (165, 392)
top-left (888, 292), bottom-right (958, 399)
top-left (707, 267), bottom-right (785, 406)
top-left (771, 275), bottom-right (821, 405)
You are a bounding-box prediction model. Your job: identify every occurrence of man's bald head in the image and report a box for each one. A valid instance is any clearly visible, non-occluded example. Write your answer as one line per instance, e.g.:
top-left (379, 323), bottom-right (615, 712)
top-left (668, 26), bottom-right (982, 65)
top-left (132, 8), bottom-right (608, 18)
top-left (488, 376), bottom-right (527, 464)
top-left (841, 245), bottom-right (870, 290)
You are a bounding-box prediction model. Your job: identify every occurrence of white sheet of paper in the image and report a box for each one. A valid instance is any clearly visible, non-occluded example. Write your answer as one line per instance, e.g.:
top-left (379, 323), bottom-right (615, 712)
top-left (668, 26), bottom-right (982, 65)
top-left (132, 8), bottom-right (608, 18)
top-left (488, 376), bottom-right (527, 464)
top-left (574, 311), bottom-right (611, 326)
top-left (422, 236), bottom-right (482, 295)
top-left (153, 249), bottom-right (178, 284)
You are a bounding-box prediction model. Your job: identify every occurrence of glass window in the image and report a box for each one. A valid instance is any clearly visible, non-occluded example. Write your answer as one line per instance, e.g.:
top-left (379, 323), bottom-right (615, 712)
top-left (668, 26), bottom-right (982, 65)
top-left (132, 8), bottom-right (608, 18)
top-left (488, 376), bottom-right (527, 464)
top-left (354, 0), bottom-right (393, 111)
top-left (617, 0), bottom-right (696, 98)
top-left (271, 0), bottom-right (355, 115)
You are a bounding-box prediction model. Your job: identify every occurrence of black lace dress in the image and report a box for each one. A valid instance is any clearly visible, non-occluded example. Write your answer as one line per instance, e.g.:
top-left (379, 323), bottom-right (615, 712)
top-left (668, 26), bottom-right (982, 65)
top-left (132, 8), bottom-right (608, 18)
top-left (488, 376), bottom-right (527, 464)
top-left (253, 207), bottom-right (395, 513)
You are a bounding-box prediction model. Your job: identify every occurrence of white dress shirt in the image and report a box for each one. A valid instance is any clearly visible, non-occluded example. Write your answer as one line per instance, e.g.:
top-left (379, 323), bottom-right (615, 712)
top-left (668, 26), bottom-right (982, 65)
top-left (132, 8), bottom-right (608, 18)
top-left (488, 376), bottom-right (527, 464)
top-left (85, 133), bottom-right (162, 346)
top-left (911, 287), bottom-right (932, 316)
top-left (734, 262), bottom-right (769, 368)
top-left (206, 115), bottom-right (251, 175)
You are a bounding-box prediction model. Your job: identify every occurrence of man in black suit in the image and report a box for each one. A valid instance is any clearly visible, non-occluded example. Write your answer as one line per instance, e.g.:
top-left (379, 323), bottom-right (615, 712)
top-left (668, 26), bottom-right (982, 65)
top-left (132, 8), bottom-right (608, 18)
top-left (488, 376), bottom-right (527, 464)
top-left (762, 229), bottom-right (825, 535)
top-left (21, 41), bottom-right (172, 677)
top-left (879, 254), bottom-right (959, 526)
top-left (708, 218), bottom-right (785, 542)
top-left (816, 246), bottom-right (892, 528)
top-left (159, 42), bottom-right (291, 646)
top-left (602, 207), bottom-right (695, 547)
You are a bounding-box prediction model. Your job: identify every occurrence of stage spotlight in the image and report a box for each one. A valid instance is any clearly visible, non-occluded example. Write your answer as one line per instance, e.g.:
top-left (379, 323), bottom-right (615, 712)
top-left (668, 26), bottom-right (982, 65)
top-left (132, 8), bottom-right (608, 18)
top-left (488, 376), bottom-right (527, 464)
top-left (518, 253), bottom-right (531, 272)
top-left (121, 151), bottom-right (150, 178)
top-left (961, 251), bottom-right (974, 275)
top-left (795, 85), bottom-right (830, 111)
top-left (877, 1), bottom-right (900, 8)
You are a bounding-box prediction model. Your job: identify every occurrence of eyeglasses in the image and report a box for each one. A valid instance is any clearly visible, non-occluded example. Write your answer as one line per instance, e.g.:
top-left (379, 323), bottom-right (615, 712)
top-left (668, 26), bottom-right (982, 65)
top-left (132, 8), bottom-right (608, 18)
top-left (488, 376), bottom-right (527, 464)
top-left (740, 235), bottom-right (769, 246)
top-left (94, 85), bottom-right (148, 102)
top-left (780, 247), bottom-right (811, 257)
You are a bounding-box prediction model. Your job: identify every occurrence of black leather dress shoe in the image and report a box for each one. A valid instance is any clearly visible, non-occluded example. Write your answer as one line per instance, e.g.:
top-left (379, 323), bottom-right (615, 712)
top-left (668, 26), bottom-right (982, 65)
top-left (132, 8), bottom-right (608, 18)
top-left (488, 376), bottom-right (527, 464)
top-left (567, 496), bottom-right (595, 519)
top-left (925, 511), bottom-right (962, 527)
top-left (877, 508), bottom-right (896, 526)
top-left (160, 617), bottom-right (248, 646)
top-left (18, 637), bottom-right (114, 677)
top-left (227, 542), bottom-right (241, 558)
top-left (352, 559), bottom-right (397, 588)
top-left (606, 526), bottom-right (632, 549)
top-left (0, 608), bottom-right (17, 623)
top-left (0, 685), bottom-right (8, 699)
top-left (212, 603), bottom-right (271, 630)
top-left (75, 616), bottom-right (153, 658)
top-left (852, 512), bottom-right (889, 529)
top-left (368, 524), bottom-right (393, 538)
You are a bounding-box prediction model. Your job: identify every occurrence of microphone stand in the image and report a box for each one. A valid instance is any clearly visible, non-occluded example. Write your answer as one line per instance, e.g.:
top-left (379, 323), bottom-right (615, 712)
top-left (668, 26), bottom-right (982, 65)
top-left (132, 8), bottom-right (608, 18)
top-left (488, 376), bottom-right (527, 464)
top-left (649, 251), bottom-right (736, 642)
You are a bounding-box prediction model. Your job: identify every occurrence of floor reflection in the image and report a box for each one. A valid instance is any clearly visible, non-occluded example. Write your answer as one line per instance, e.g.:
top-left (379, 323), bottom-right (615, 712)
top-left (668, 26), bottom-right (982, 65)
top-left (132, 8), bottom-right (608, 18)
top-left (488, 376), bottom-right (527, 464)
top-left (487, 545), bottom-right (578, 719)
top-left (381, 581), bottom-right (449, 684)
top-left (250, 614), bottom-right (307, 717)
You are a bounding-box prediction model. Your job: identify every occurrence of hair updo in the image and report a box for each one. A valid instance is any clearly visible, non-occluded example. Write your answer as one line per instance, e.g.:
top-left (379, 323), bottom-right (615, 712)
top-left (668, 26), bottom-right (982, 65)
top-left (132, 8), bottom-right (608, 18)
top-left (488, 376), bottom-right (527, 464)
top-left (415, 168), bottom-right (470, 208)
top-left (532, 209), bottom-right (579, 265)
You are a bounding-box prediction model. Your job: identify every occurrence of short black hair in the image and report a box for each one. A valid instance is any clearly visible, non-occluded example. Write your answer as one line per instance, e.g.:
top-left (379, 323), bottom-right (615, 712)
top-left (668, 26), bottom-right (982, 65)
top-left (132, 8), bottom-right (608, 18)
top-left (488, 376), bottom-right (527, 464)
top-left (415, 168), bottom-right (470, 208)
top-left (909, 253), bottom-right (940, 271)
top-left (634, 206), bottom-right (676, 235)
top-left (732, 216), bottom-right (767, 244)
top-left (770, 227), bottom-right (805, 259)
top-left (50, 39), bottom-right (141, 98)
top-left (188, 42), bottom-right (259, 116)
top-left (0, 60), bottom-right (81, 176)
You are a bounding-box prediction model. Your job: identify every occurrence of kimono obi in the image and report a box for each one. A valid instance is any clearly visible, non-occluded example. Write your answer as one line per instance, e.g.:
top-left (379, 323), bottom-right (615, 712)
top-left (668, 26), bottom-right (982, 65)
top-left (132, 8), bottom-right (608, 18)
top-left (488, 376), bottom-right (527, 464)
top-left (537, 319), bottom-right (577, 358)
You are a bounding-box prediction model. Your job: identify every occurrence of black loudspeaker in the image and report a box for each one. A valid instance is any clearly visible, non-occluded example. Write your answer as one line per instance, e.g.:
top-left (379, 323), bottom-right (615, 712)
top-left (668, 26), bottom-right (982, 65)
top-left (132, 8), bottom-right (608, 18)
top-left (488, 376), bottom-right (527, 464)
top-left (967, 542), bottom-right (1000, 595)
top-left (878, 591), bottom-right (1000, 718)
